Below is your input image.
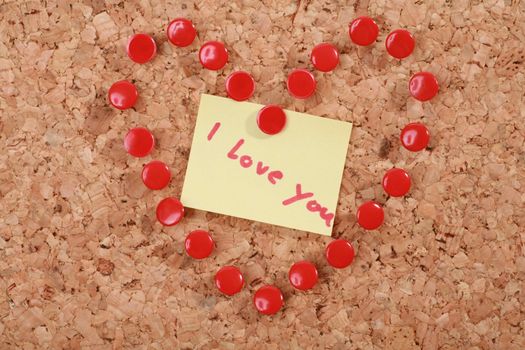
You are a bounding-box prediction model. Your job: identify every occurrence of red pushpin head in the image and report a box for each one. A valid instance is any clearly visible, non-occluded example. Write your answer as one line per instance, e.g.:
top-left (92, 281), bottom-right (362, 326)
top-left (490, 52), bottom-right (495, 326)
top-left (124, 127), bottom-right (154, 157)
top-left (199, 41), bottom-right (228, 70)
top-left (257, 105), bottom-right (286, 135)
top-left (287, 69), bottom-right (316, 99)
top-left (156, 197), bottom-right (184, 226)
top-left (385, 29), bottom-right (415, 59)
top-left (142, 160), bottom-right (171, 190)
top-left (311, 43), bottom-right (339, 72)
top-left (253, 285), bottom-right (284, 315)
top-left (108, 80), bottom-right (138, 110)
top-left (357, 201), bottom-right (384, 230)
top-left (400, 122), bottom-right (430, 152)
top-left (225, 71), bottom-right (255, 101)
top-left (167, 18), bottom-right (196, 47)
top-left (409, 72), bottom-right (439, 101)
top-left (215, 266), bottom-right (244, 296)
top-left (127, 33), bottom-right (157, 64)
top-left (288, 261), bottom-right (318, 290)
top-left (382, 168), bottom-right (411, 197)
top-left (325, 239), bottom-right (355, 269)
top-left (185, 230), bottom-right (214, 259)
top-left (349, 16), bottom-right (379, 46)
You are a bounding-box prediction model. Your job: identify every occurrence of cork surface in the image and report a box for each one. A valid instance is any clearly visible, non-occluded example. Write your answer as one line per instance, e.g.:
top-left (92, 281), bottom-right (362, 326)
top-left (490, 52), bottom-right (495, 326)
top-left (1, 0), bottom-right (524, 349)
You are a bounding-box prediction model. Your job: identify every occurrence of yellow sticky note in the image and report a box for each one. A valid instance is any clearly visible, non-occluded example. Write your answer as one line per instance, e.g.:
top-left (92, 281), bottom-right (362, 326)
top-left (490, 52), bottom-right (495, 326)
top-left (181, 94), bottom-right (352, 236)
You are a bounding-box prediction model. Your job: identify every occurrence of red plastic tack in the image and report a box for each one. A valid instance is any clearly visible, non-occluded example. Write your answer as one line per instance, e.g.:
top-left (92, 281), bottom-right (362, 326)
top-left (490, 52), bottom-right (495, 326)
top-left (385, 29), bottom-right (415, 59)
top-left (382, 168), bottom-right (411, 197)
top-left (400, 122), bottom-right (430, 152)
top-left (185, 230), bottom-right (214, 259)
top-left (156, 197), bottom-right (184, 226)
top-left (287, 69), bottom-right (316, 99)
top-left (124, 127), bottom-right (154, 157)
top-left (325, 239), bottom-right (355, 269)
top-left (311, 43), bottom-right (339, 72)
top-left (142, 160), bottom-right (171, 190)
top-left (257, 105), bottom-right (286, 135)
top-left (356, 201), bottom-right (384, 230)
top-left (253, 285), bottom-right (284, 315)
top-left (215, 266), bottom-right (244, 296)
top-left (349, 16), bottom-right (379, 46)
top-left (409, 72), bottom-right (439, 101)
top-left (288, 261), bottom-right (318, 291)
top-left (108, 80), bottom-right (138, 110)
top-left (225, 71), bottom-right (255, 101)
top-left (199, 41), bottom-right (228, 70)
top-left (167, 18), bottom-right (196, 47)
top-left (126, 33), bottom-right (157, 64)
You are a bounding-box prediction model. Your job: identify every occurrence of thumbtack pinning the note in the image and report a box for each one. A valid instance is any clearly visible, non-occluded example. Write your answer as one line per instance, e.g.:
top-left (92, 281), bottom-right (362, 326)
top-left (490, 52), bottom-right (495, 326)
top-left (257, 105), bottom-right (287, 135)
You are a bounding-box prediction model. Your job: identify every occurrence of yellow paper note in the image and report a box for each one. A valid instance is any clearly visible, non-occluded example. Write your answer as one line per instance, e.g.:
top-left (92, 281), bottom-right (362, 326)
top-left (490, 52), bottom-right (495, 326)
top-left (181, 94), bottom-right (352, 236)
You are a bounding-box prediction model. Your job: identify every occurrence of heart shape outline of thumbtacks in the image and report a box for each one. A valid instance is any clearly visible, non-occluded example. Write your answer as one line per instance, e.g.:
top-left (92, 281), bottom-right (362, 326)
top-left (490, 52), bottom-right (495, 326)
top-left (109, 14), bottom-right (435, 316)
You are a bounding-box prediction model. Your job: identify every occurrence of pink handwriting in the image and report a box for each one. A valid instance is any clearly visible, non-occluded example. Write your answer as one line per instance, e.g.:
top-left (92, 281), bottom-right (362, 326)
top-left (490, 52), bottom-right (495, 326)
top-left (207, 122), bottom-right (221, 141)
top-left (282, 184), bottom-right (334, 227)
top-left (282, 184), bottom-right (313, 205)
top-left (207, 123), bottom-right (333, 228)
top-left (227, 138), bottom-right (284, 185)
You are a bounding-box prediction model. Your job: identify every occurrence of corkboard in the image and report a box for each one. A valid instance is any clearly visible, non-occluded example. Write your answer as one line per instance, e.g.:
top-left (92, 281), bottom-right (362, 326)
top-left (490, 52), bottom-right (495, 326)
top-left (1, 0), bottom-right (524, 349)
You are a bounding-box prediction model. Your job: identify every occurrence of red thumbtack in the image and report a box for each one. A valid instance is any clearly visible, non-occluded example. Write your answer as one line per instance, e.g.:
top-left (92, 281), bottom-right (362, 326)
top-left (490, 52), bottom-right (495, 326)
top-left (253, 285), bottom-right (284, 315)
top-left (156, 197), bottom-right (184, 226)
top-left (124, 127), bottom-right (154, 157)
top-left (400, 122), bottom-right (430, 152)
top-left (142, 160), bottom-right (171, 190)
top-left (127, 33), bottom-right (157, 64)
top-left (385, 29), bottom-right (415, 59)
top-left (349, 16), bottom-right (379, 46)
top-left (326, 239), bottom-right (355, 269)
top-left (167, 18), bottom-right (196, 47)
top-left (108, 80), bottom-right (138, 110)
top-left (311, 43), bottom-right (339, 72)
top-left (257, 105), bottom-right (286, 135)
top-left (409, 72), bottom-right (439, 101)
top-left (288, 261), bottom-right (318, 290)
top-left (185, 230), bottom-right (214, 259)
top-left (199, 41), bottom-right (228, 70)
top-left (287, 69), bottom-right (316, 99)
top-left (225, 71), bottom-right (255, 101)
top-left (382, 168), bottom-right (411, 197)
top-left (357, 201), bottom-right (384, 230)
top-left (215, 266), bottom-right (244, 296)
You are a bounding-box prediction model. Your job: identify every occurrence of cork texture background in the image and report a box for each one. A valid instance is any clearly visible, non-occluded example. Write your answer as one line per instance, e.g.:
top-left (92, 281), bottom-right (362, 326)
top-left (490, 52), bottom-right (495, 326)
top-left (1, 0), bottom-right (524, 349)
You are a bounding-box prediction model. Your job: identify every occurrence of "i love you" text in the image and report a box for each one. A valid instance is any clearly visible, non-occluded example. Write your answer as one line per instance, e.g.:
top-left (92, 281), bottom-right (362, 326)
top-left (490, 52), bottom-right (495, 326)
top-left (207, 122), bottom-right (334, 227)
